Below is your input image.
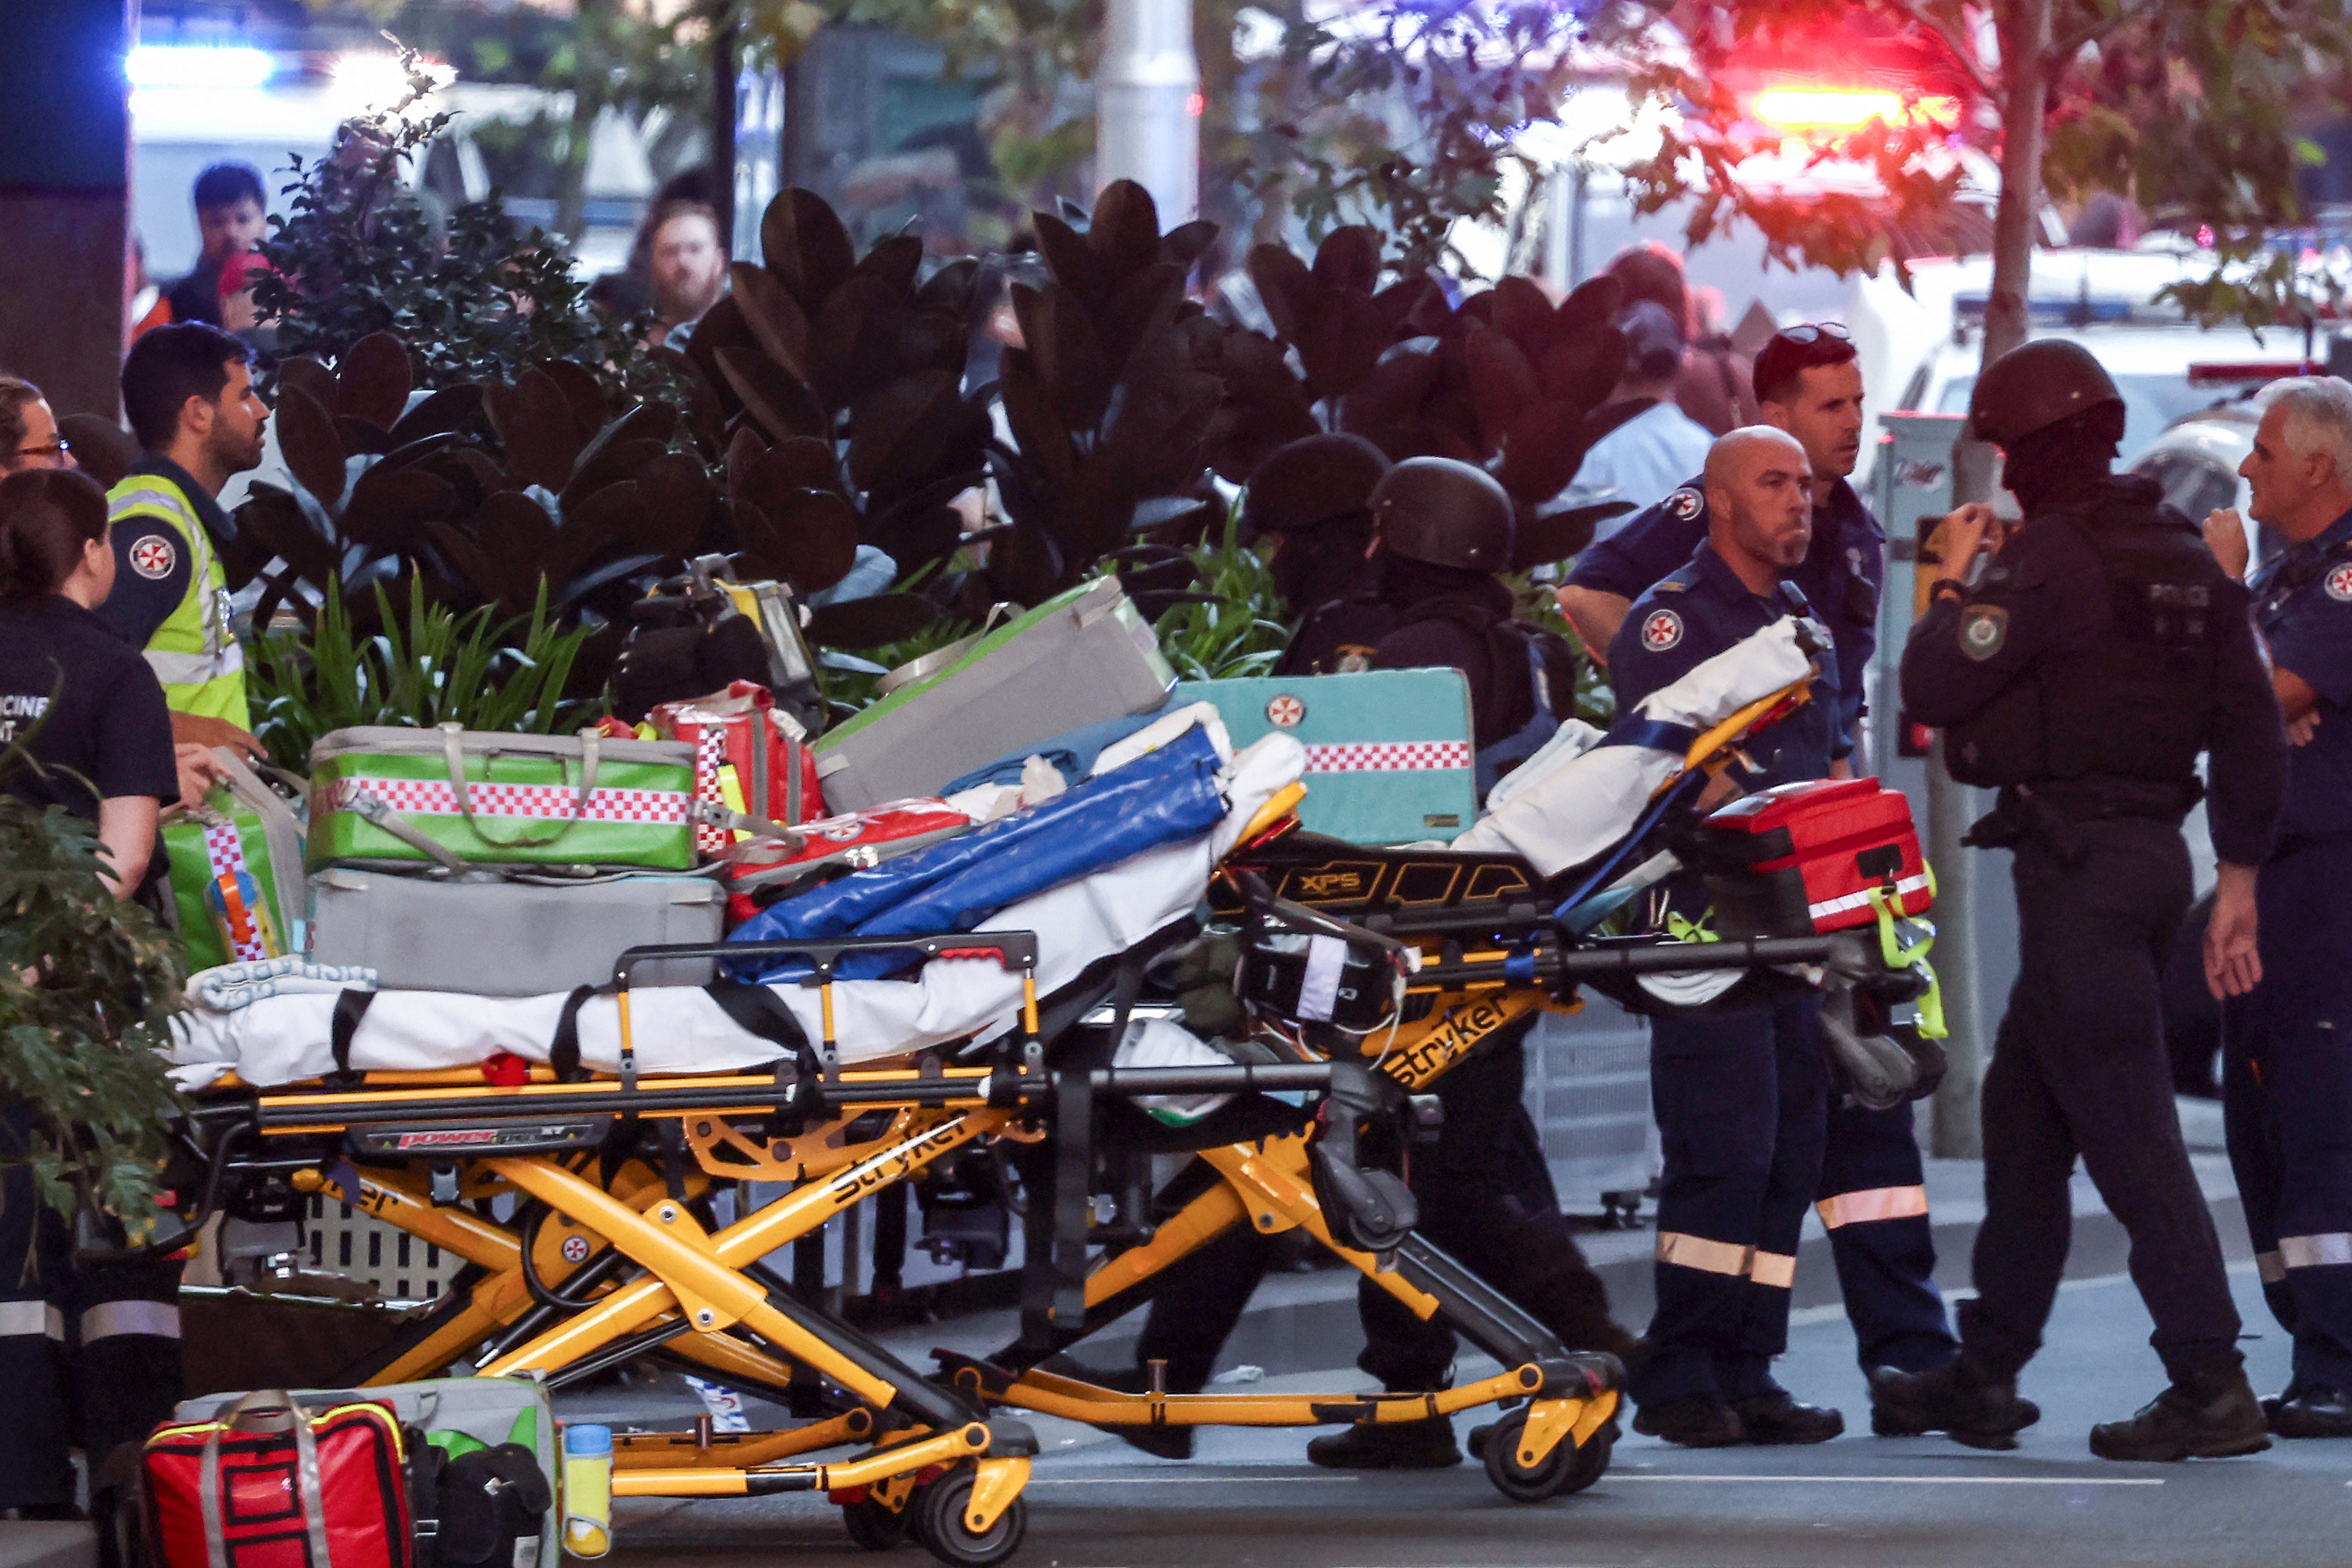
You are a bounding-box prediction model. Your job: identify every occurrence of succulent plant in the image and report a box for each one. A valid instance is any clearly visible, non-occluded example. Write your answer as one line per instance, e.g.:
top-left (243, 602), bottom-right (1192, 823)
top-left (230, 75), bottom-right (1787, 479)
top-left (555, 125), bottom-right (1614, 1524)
top-left (666, 189), bottom-right (998, 650)
top-left (231, 331), bottom-right (715, 693)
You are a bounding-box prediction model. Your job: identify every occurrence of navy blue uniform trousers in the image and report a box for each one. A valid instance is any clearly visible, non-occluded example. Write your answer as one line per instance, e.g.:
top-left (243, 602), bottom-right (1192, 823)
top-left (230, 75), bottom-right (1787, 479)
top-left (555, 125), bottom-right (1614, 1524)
top-left (2223, 836), bottom-right (2352, 1395)
top-left (1820, 1099), bottom-right (1958, 1375)
top-left (1638, 991), bottom-right (1829, 1406)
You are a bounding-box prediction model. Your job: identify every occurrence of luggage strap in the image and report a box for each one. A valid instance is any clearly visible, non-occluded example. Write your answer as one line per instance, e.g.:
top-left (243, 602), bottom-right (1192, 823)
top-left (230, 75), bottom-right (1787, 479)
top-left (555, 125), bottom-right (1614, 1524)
top-left (199, 1392), bottom-right (334, 1568)
top-left (350, 793), bottom-right (472, 875)
top-left (549, 985), bottom-right (602, 1083)
top-left (326, 990), bottom-right (377, 1089)
top-left (436, 722), bottom-right (602, 850)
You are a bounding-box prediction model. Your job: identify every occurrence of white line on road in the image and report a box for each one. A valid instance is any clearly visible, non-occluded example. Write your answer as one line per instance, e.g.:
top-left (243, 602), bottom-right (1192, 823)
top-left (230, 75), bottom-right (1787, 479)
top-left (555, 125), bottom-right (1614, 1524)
top-left (1610, 1473), bottom-right (2163, 1485)
top-left (1029, 1474), bottom-right (1362, 1485)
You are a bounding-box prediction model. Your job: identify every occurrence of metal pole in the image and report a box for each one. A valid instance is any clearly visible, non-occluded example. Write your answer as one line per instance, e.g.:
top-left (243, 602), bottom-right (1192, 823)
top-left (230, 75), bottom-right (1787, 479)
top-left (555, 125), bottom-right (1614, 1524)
top-left (1096, 0), bottom-right (1199, 221)
top-left (711, 17), bottom-right (739, 251)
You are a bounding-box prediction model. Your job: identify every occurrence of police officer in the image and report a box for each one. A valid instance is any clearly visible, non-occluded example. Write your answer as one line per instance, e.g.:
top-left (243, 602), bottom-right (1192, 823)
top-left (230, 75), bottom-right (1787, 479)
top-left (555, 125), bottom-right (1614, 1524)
top-left (1877, 339), bottom-right (2287, 1460)
top-left (100, 322), bottom-right (268, 751)
top-left (0, 469), bottom-right (190, 1515)
top-left (2201, 377), bottom-right (2352, 1438)
top-left (1609, 426), bottom-right (1847, 1446)
top-left (1559, 325), bottom-right (1963, 1426)
top-left (1124, 457), bottom-right (1634, 1471)
top-left (1240, 432), bottom-right (1390, 619)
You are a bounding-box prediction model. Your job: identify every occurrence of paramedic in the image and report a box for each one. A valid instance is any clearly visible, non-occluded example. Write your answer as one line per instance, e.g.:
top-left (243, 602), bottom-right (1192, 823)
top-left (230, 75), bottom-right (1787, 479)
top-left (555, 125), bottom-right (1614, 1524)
top-left (0, 469), bottom-right (192, 1515)
top-left (101, 322), bottom-right (268, 758)
top-left (1879, 339), bottom-right (2286, 1460)
top-left (1555, 324), bottom-right (1965, 1420)
top-left (2201, 377), bottom-right (2352, 1439)
top-left (1608, 425), bottom-right (1847, 1447)
top-left (1130, 457), bottom-right (1634, 1473)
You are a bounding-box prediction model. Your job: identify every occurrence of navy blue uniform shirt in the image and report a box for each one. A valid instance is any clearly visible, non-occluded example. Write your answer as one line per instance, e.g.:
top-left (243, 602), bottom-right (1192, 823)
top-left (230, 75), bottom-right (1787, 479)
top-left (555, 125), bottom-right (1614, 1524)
top-left (1571, 473), bottom-right (1885, 737)
top-left (94, 454), bottom-right (235, 652)
top-left (1607, 539), bottom-right (1845, 790)
top-left (2252, 506), bottom-right (2352, 841)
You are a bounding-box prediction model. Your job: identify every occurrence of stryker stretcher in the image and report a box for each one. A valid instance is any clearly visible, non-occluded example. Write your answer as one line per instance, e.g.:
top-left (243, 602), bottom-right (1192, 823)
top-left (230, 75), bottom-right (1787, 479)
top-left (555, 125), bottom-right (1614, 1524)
top-left (134, 620), bottom-right (1932, 1561)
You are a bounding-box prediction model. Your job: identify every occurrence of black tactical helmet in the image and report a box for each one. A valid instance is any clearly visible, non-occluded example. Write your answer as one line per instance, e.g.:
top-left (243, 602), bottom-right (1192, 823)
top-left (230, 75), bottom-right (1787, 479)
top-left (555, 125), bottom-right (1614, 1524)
top-left (1242, 433), bottom-right (1392, 534)
top-left (1968, 339), bottom-right (2123, 446)
top-left (1369, 457), bottom-right (1515, 572)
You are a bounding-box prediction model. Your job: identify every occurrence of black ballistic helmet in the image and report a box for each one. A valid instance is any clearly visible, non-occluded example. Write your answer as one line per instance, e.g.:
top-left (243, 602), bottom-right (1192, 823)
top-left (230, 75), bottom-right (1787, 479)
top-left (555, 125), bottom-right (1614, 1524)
top-left (1968, 339), bottom-right (2123, 446)
top-left (1369, 457), bottom-right (1515, 572)
top-left (1243, 433), bottom-right (1393, 534)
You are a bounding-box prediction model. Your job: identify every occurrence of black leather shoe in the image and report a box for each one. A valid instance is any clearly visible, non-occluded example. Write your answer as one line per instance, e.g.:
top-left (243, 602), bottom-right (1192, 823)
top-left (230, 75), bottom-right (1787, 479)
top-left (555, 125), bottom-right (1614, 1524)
top-left (2267, 1383), bottom-right (2352, 1439)
top-left (1631, 1395), bottom-right (1745, 1448)
top-left (1732, 1391), bottom-right (1844, 1445)
top-left (1305, 1417), bottom-right (1462, 1469)
top-left (2089, 1375), bottom-right (2271, 1461)
top-left (1052, 1359), bottom-right (1197, 1460)
top-left (1869, 1360), bottom-right (2038, 1450)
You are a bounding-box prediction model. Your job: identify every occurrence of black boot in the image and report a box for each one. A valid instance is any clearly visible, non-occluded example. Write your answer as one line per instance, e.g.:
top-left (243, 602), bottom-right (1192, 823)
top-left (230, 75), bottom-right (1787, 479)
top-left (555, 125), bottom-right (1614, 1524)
top-left (1305, 1415), bottom-right (1462, 1469)
top-left (2268, 1382), bottom-right (2352, 1439)
top-left (2089, 1370), bottom-right (2271, 1462)
top-left (1048, 1358), bottom-right (1196, 1460)
top-left (1732, 1391), bottom-right (1844, 1445)
top-left (1631, 1394), bottom-right (1745, 1448)
top-left (1868, 1359), bottom-right (2039, 1450)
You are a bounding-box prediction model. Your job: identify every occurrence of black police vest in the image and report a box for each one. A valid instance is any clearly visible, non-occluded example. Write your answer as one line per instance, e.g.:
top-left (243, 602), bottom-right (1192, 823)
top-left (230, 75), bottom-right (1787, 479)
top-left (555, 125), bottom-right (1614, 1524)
top-left (1947, 491), bottom-right (2231, 789)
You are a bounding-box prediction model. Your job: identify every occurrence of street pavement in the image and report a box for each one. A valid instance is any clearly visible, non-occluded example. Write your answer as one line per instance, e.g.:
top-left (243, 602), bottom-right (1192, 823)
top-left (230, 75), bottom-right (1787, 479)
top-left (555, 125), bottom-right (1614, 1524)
top-left (589, 1260), bottom-right (2352, 1568)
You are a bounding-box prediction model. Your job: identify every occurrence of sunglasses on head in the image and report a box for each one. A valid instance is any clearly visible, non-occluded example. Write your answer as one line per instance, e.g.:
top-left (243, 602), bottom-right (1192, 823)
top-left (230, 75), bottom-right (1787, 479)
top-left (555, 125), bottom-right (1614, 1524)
top-left (1774, 322), bottom-right (1852, 349)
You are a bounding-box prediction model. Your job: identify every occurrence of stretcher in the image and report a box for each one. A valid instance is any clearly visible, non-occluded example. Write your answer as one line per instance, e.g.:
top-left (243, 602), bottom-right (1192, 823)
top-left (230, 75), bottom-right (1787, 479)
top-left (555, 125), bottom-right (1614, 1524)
top-left (126, 619), bottom-right (1928, 1561)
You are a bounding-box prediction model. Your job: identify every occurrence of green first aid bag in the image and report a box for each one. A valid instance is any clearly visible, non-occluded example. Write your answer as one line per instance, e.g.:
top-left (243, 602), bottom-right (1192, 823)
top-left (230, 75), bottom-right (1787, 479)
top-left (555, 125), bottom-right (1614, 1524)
top-left (1175, 669), bottom-right (1478, 845)
top-left (162, 747), bottom-right (307, 972)
top-left (307, 725), bottom-right (699, 872)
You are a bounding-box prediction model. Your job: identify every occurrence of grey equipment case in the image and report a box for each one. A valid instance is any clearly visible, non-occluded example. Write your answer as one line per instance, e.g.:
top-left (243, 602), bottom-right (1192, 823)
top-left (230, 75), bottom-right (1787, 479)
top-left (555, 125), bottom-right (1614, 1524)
top-left (306, 867), bottom-right (724, 994)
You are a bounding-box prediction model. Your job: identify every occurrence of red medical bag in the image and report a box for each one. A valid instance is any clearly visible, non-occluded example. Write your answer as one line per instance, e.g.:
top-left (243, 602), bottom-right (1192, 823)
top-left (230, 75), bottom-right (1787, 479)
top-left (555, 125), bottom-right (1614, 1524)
top-left (650, 681), bottom-right (826, 857)
top-left (1694, 777), bottom-right (1932, 937)
top-left (143, 1391), bottom-right (411, 1568)
top-left (722, 798), bottom-right (975, 923)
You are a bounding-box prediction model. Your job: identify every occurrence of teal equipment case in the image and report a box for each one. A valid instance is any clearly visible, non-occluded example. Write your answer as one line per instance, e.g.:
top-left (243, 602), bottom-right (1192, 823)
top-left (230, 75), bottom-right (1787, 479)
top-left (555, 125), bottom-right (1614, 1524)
top-left (1175, 669), bottom-right (1478, 845)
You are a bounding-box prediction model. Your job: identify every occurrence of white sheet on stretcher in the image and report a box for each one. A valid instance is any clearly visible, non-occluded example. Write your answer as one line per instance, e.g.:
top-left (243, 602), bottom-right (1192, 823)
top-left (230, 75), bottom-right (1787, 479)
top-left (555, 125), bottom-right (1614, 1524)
top-left (165, 732), bottom-right (1305, 1090)
top-left (1448, 619), bottom-right (1819, 877)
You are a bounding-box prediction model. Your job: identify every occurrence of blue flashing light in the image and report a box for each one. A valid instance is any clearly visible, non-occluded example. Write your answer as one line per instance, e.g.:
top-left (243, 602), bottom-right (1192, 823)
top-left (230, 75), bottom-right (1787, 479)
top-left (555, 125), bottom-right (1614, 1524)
top-left (127, 45), bottom-right (276, 90)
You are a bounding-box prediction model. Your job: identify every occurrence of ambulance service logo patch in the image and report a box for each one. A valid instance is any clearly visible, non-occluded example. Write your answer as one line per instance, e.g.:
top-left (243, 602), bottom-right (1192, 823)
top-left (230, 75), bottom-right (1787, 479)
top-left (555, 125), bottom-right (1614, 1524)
top-left (129, 535), bottom-right (176, 580)
top-left (2327, 562), bottom-right (2352, 603)
top-left (1666, 488), bottom-right (1703, 521)
top-left (1266, 693), bottom-right (1306, 728)
top-left (1640, 609), bottom-right (1683, 652)
top-left (1960, 604), bottom-right (2009, 661)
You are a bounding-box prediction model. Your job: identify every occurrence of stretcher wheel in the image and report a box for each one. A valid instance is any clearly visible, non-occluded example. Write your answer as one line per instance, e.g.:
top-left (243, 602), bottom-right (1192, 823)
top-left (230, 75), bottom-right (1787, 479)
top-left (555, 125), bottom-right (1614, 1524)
top-left (842, 1495), bottom-right (913, 1551)
top-left (909, 1465), bottom-right (1027, 1568)
top-left (1482, 1409), bottom-right (1610, 1502)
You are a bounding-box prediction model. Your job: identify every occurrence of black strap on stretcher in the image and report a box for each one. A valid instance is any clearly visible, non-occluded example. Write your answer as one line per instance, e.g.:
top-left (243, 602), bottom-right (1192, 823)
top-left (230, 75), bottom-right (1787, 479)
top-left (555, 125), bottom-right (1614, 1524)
top-left (701, 980), bottom-right (827, 1139)
top-left (324, 989), bottom-right (376, 1089)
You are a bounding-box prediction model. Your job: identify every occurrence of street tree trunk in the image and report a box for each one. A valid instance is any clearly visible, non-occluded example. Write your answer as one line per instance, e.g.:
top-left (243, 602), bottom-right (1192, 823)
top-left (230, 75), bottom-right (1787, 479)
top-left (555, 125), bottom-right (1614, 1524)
top-left (1927, 0), bottom-right (2049, 1159)
top-left (556, 0), bottom-right (614, 245)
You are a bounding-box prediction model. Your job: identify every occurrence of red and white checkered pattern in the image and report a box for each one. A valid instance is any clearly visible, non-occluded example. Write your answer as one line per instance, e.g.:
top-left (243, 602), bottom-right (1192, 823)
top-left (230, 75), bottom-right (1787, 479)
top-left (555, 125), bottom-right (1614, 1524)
top-left (692, 729), bottom-right (730, 853)
top-left (325, 776), bottom-right (692, 824)
top-left (1300, 741), bottom-right (1472, 773)
top-left (201, 821), bottom-right (270, 962)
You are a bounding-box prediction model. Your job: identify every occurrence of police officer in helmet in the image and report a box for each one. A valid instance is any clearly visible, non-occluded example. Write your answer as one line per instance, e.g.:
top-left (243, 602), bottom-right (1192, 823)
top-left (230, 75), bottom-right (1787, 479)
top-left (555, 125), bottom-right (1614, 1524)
top-left (1240, 432), bottom-right (1390, 618)
top-left (1879, 339), bottom-right (2288, 1459)
top-left (1284, 456), bottom-right (1578, 798)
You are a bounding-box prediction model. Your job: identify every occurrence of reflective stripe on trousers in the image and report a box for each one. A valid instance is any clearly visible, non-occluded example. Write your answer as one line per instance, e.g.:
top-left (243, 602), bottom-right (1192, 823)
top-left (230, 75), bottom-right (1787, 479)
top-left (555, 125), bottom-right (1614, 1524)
top-left (81, 1299), bottom-right (182, 1342)
top-left (1816, 1184), bottom-right (1931, 1229)
top-left (2257, 1234), bottom-right (2352, 1283)
top-left (0, 1300), bottom-right (64, 1339)
top-left (1656, 1230), bottom-right (1797, 1289)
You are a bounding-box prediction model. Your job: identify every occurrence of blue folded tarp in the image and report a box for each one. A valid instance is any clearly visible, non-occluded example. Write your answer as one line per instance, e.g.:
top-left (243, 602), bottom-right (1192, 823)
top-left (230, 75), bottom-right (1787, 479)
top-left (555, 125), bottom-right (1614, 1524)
top-left (730, 724), bottom-right (1228, 981)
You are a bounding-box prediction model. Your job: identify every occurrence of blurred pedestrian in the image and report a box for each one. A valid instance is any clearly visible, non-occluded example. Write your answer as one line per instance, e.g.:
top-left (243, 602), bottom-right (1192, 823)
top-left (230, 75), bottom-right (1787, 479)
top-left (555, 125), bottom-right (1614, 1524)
top-left (1605, 242), bottom-right (1760, 436)
top-left (1882, 339), bottom-right (2286, 1461)
top-left (165, 162), bottom-right (267, 328)
top-left (102, 324), bottom-right (268, 758)
top-left (1566, 300), bottom-right (1715, 519)
top-left (2203, 377), bottom-right (2352, 1439)
top-left (643, 198), bottom-right (729, 349)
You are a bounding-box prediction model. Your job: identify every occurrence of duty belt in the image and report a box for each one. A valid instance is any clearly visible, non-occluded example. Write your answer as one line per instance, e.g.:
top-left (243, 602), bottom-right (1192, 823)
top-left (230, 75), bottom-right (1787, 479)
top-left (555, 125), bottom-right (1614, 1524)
top-left (1965, 778), bottom-right (2200, 864)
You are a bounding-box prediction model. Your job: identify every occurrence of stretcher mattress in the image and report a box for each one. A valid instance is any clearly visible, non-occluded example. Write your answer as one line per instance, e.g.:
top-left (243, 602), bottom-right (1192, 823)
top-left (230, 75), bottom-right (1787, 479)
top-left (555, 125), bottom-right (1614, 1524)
top-left (166, 731), bottom-right (1304, 1090)
top-left (1449, 619), bottom-right (1819, 876)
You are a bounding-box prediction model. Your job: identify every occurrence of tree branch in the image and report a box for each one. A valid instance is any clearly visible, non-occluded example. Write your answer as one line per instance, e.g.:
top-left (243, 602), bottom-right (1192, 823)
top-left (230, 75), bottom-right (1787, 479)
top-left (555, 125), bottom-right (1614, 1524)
top-left (2046, 0), bottom-right (2163, 68)
top-left (1874, 0), bottom-right (1995, 95)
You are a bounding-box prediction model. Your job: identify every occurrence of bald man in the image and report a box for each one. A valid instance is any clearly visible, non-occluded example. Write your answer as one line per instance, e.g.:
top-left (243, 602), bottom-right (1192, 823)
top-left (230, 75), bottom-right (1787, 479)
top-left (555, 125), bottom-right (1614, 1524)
top-left (1607, 427), bottom-right (1851, 1448)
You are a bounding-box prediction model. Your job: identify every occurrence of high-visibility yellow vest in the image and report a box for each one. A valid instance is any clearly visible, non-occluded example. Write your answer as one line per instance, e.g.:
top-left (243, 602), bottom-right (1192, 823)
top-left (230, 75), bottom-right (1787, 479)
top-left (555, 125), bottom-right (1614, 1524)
top-left (106, 470), bottom-right (248, 723)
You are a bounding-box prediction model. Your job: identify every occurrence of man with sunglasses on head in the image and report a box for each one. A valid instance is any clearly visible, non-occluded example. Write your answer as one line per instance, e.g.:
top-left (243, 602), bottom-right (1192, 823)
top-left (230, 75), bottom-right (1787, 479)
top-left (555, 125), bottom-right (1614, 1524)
top-left (1558, 323), bottom-right (1971, 1440)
